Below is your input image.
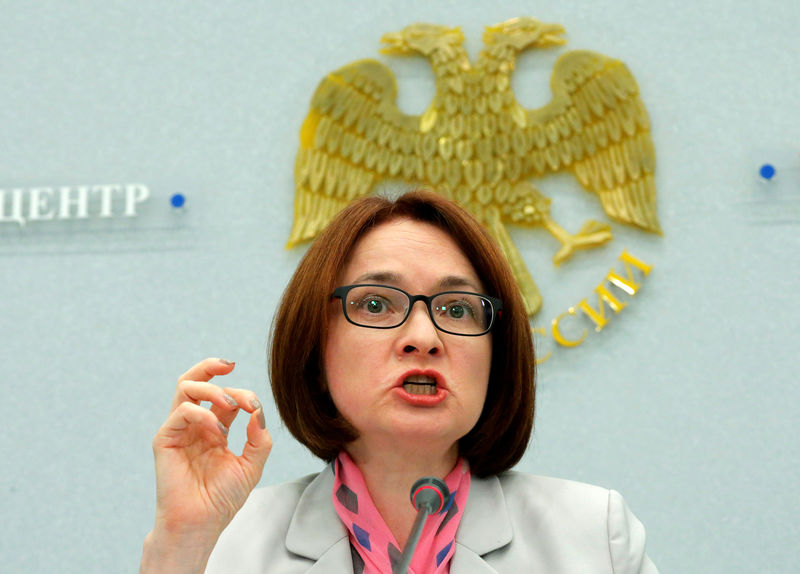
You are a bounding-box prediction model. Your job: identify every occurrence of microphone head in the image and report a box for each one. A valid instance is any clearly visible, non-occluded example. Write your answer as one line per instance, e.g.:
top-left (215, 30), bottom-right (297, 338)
top-left (410, 477), bottom-right (451, 514)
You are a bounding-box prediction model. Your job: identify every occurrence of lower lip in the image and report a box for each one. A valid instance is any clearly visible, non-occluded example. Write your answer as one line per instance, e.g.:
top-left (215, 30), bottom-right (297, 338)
top-left (393, 385), bottom-right (447, 406)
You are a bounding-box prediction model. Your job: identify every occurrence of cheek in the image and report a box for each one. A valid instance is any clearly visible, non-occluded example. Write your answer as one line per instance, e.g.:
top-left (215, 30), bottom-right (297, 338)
top-left (322, 347), bottom-right (353, 417)
top-left (457, 338), bottom-right (492, 397)
top-left (322, 319), bottom-right (382, 411)
top-left (323, 309), bottom-right (349, 369)
top-left (322, 317), bottom-right (346, 394)
top-left (323, 339), bottom-right (348, 397)
top-left (474, 338), bottom-right (492, 380)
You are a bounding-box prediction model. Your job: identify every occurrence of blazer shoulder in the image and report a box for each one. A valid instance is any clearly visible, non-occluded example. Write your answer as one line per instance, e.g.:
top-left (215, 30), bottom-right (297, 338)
top-left (489, 472), bottom-right (658, 574)
top-left (492, 472), bottom-right (612, 542)
top-left (497, 471), bottom-right (612, 508)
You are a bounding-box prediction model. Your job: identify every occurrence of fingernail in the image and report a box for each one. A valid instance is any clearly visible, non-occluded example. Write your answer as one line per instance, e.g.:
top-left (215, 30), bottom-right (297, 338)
top-left (217, 421), bottom-right (229, 436)
top-left (250, 398), bottom-right (262, 411)
top-left (223, 393), bottom-right (238, 408)
top-left (257, 408), bottom-right (266, 430)
top-left (219, 358), bottom-right (235, 366)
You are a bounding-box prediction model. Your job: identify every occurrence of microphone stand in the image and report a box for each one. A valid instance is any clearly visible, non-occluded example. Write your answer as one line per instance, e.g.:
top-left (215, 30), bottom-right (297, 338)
top-left (397, 477), bottom-right (450, 574)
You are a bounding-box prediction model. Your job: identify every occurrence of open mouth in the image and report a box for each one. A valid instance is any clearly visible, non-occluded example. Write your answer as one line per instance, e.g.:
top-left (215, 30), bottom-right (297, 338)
top-left (402, 374), bottom-right (437, 396)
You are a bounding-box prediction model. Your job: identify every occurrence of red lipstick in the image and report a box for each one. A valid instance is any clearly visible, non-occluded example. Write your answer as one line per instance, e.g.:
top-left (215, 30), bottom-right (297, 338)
top-left (393, 370), bottom-right (448, 406)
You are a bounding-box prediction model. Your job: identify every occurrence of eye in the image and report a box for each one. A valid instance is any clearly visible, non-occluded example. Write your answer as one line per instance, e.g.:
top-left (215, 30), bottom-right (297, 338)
top-left (436, 299), bottom-right (476, 320)
top-left (447, 303), bottom-right (467, 319)
top-left (363, 297), bottom-right (386, 314)
top-left (352, 293), bottom-right (395, 315)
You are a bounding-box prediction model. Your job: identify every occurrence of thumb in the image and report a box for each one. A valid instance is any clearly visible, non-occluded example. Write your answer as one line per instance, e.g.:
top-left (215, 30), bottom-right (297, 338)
top-left (239, 405), bottom-right (272, 486)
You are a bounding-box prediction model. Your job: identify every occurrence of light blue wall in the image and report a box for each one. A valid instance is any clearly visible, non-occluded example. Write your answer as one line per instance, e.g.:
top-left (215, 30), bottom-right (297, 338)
top-left (1, 1), bottom-right (798, 572)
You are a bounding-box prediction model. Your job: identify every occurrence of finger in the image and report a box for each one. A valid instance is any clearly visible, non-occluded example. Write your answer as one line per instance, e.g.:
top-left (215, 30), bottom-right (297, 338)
top-left (239, 406), bottom-right (273, 486)
top-left (210, 403), bottom-right (239, 429)
top-left (171, 380), bottom-right (240, 413)
top-left (177, 357), bottom-right (236, 386)
top-left (223, 388), bottom-right (262, 413)
top-left (154, 402), bottom-right (228, 449)
top-left (211, 388), bottom-right (261, 428)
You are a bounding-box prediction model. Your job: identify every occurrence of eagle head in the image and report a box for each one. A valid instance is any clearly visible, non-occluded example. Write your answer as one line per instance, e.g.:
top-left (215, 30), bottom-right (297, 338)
top-left (380, 23), bottom-right (465, 57)
top-left (483, 17), bottom-right (566, 51)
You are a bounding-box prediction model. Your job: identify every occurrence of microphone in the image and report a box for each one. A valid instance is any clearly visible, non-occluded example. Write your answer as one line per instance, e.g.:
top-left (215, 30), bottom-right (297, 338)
top-left (397, 477), bottom-right (451, 574)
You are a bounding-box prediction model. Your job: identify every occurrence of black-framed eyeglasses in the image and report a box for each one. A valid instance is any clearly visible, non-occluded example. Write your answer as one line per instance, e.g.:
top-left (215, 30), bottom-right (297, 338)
top-left (331, 284), bottom-right (502, 336)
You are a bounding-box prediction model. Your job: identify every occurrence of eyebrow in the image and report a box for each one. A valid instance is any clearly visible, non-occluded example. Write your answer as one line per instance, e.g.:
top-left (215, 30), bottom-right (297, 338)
top-left (436, 275), bottom-right (482, 291)
top-left (351, 272), bottom-right (482, 292)
top-left (351, 272), bottom-right (402, 285)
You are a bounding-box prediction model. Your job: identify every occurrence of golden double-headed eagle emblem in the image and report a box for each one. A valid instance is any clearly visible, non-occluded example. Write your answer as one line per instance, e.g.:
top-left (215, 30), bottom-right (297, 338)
top-left (290, 17), bottom-right (659, 316)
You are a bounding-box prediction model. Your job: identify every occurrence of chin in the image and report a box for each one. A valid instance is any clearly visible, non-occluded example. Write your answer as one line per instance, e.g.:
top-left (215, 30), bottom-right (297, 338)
top-left (388, 419), bottom-right (470, 447)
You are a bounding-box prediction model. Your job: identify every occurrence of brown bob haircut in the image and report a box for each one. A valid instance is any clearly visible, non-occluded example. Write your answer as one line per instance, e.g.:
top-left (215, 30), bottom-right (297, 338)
top-left (270, 190), bottom-right (535, 477)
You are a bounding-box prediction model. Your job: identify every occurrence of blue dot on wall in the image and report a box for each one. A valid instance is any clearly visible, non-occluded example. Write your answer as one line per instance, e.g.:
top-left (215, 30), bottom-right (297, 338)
top-left (759, 164), bottom-right (776, 180)
top-left (170, 193), bottom-right (186, 208)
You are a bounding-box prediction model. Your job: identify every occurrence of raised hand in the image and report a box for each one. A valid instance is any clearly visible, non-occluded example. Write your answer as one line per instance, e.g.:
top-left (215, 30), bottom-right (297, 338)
top-left (140, 358), bottom-right (272, 574)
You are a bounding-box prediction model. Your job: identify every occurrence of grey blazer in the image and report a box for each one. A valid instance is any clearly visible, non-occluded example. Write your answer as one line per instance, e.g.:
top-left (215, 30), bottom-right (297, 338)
top-left (206, 465), bottom-right (658, 573)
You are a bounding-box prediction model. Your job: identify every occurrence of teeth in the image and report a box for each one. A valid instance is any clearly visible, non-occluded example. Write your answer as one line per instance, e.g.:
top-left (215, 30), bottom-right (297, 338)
top-left (404, 375), bottom-right (436, 384)
top-left (402, 375), bottom-right (438, 396)
top-left (403, 383), bottom-right (437, 395)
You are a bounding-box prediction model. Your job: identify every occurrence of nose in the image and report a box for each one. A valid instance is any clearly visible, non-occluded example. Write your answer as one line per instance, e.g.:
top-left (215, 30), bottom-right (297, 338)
top-left (397, 301), bottom-right (442, 356)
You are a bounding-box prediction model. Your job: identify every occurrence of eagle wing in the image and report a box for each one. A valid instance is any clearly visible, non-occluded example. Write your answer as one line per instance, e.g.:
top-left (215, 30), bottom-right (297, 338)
top-left (521, 50), bottom-right (660, 233)
top-left (288, 59), bottom-right (421, 247)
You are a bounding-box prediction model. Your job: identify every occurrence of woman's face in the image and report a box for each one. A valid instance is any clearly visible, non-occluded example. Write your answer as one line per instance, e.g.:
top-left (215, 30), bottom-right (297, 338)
top-left (323, 218), bottom-right (492, 456)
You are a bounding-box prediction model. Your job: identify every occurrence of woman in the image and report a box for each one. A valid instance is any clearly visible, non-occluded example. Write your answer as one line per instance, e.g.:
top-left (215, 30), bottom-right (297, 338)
top-left (140, 190), bottom-right (658, 573)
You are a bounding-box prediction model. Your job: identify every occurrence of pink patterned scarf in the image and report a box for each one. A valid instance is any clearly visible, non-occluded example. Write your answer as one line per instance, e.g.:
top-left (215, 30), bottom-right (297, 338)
top-left (332, 451), bottom-right (471, 574)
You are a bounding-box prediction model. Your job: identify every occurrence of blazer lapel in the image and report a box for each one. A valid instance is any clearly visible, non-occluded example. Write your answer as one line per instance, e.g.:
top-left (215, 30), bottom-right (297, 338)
top-left (303, 538), bottom-right (355, 574)
top-left (283, 466), bottom-right (512, 574)
top-left (285, 464), bottom-right (353, 574)
top-left (450, 474), bottom-right (512, 574)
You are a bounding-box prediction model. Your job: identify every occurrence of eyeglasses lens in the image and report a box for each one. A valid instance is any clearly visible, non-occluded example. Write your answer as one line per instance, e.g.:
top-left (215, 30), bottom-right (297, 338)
top-left (344, 286), bottom-right (493, 335)
top-left (344, 286), bottom-right (409, 328)
top-left (431, 293), bottom-right (491, 335)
